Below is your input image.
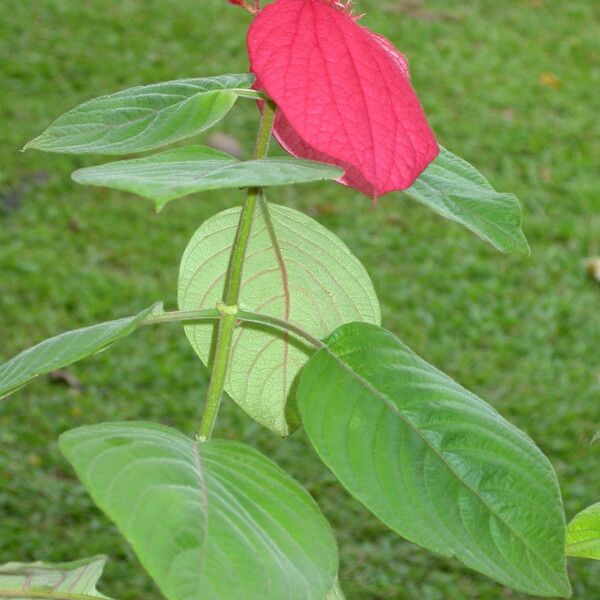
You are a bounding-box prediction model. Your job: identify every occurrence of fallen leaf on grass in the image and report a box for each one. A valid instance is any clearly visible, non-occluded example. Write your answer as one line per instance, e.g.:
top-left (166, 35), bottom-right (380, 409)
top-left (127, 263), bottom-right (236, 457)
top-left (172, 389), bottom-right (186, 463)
top-left (585, 258), bottom-right (600, 283)
top-left (539, 72), bottom-right (561, 89)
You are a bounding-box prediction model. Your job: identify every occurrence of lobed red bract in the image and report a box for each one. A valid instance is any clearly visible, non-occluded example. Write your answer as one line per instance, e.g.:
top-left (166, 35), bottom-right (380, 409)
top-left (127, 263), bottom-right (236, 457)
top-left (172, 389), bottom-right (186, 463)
top-left (247, 0), bottom-right (439, 197)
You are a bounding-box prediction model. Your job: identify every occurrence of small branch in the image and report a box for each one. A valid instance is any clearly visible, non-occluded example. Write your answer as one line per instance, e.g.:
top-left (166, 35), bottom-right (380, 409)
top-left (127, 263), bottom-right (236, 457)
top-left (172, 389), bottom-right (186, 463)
top-left (143, 308), bottom-right (220, 325)
top-left (238, 310), bottom-right (324, 351)
top-left (143, 308), bottom-right (323, 351)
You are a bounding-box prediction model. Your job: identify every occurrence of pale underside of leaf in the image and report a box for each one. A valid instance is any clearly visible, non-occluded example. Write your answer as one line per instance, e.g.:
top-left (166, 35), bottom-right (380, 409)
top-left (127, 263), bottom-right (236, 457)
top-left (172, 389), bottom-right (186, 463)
top-left (297, 322), bottom-right (570, 597)
top-left (24, 74), bottom-right (257, 155)
top-left (59, 422), bottom-right (338, 600)
top-left (566, 502), bottom-right (600, 559)
top-left (0, 303), bottom-right (160, 400)
top-left (406, 146), bottom-right (529, 254)
top-left (0, 555), bottom-right (112, 599)
top-left (178, 202), bottom-right (380, 436)
top-left (71, 145), bottom-right (343, 209)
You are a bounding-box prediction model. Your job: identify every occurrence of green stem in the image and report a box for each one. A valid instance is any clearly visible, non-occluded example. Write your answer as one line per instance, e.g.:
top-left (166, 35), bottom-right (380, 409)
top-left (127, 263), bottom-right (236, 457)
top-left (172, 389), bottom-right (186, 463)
top-left (144, 308), bottom-right (221, 325)
top-left (143, 308), bottom-right (323, 350)
top-left (197, 100), bottom-right (277, 441)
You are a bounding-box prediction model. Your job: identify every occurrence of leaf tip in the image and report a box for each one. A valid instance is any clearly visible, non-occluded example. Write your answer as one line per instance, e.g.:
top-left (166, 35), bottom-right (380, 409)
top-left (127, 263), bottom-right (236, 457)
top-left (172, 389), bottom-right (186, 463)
top-left (71, 168), bottom-right (85, 184)
top-left (21, 138), bottom-right (37, 152)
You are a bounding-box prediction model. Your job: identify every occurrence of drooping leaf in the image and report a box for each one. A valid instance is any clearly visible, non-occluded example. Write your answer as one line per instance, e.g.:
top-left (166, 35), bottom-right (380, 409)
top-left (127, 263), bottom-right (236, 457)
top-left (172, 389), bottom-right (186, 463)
top-left (0, 304), bottom-right (160, 400)
top-left (406, 146), bottom-right (529, 254)
top-left (24, 74), bottom-right (258, 155)
top-left (248, 0), bottom-right (439, 196)
top-left (179, 202), bottom-right (380, 436)
top-left (0, 555), bottom-right (112, 599)
top-left (297, 322), bottom-right (570, 598)
top-left (60, 422), bottom-right (338, 600)
top-left (71, 146), bottom-right (343, 210)
top-left (567, 502), bottom-right (600, 560)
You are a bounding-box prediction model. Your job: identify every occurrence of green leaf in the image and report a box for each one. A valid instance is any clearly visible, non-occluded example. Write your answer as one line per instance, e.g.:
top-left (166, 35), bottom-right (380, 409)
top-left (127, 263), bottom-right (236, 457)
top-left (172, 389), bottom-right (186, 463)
top-left (567, 502), bottom-right (600, 559)
top-left (0, 555), bottom-right (112, 599)
top-left (406, 146), bottom-right (529, 254)
top-left (71, 146), bottom-right (343, 210)
top-left (60, 422), bottom-right (338, 600)
top-left (179, 202), bottom-right (380, 436)
top-left (297, 322), bottom-right (570, 598)
top-left (0, 304), bottom-right (159, 400)
top-left (24, 74), bottom-right (257, 155)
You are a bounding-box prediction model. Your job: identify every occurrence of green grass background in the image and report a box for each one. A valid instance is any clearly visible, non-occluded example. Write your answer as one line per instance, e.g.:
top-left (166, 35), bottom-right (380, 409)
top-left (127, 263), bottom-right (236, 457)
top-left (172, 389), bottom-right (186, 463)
top-left (1, 0), bottom-right (599, 597)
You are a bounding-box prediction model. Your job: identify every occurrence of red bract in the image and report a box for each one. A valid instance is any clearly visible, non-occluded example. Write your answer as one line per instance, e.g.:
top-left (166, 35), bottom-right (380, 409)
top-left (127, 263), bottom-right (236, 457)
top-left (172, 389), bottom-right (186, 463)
top-left (247, 0), bottom-right (439, 197)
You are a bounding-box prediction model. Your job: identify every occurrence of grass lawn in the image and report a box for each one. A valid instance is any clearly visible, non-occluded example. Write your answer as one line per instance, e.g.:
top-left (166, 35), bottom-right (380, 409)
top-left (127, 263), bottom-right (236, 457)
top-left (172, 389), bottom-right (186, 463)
top-left (1, 0), bottom-right (599, 598)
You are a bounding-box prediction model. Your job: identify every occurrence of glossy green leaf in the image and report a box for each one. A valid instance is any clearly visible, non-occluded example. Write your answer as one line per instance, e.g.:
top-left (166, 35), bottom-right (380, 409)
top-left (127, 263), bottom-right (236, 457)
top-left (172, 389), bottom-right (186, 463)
top-left (60, 422), bottom-right (338, 600)
top-left (72, 146), bottom-right (343, 210)
top-left (179, 202), bottom-right (380, 436)
top-left (0, 555), bottom-right (111, 599)
top-left (297, 322), bottom-right (570, 598)
top-left (567, 502), bottom-right (600, 559)
top-left (24, 74), bottom-right (257, 155)
top-left (407, 146), bottom-right (529, 254)
top-left (0, 304), bottom-right (159, 400)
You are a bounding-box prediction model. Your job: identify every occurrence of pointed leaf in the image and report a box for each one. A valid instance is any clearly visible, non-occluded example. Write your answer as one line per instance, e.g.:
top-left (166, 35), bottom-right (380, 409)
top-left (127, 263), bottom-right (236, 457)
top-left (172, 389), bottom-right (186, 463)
top-left (0, 304), bottom-right (159, 400)
top-left (60, 422), bottom-right (338, 600)
top-left (72, 146), bottom-right (343, 210)
top-left (0, 555), bottom-right (112, 599)
top-left (297, 322), bottom-right (570, 597)
top-left (248, 0), bottom-right (438, 196)
top-left (24, 75), bottom-right (257, 155)
top-left (567, 502), bottom-right (600, 559)
top-left (406, 146), bottom-right (529, 254)
top-left (179, 203), bottom-right (380, 436)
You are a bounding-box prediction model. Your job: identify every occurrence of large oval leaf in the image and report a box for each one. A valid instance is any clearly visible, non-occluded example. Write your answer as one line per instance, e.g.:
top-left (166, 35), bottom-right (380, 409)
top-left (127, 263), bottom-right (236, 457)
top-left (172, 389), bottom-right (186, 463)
top-left (407, 146), bottom-right (529, 254)
top-left (60, 422), bottom-right (338, 600)
top-left (0, 303), bottom-right (159, 400)
top-left (72, 146), bottom-right (343, 210)
top-left (566, 502), bottom-right (600, 559)
top-left (297, 322), bottom-right (570, 597)
top-left (0, 556), bottom-right (111, 599)
top-left (24, 74), bottom-right (257, 155)
top-left (178, 203), bottom-right (380, 436)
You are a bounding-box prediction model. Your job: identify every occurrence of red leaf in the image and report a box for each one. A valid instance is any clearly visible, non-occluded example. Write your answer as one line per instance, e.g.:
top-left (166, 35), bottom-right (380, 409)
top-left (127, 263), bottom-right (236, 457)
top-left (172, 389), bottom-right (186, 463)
top-left (247, 0), bottom-right (439, 197)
